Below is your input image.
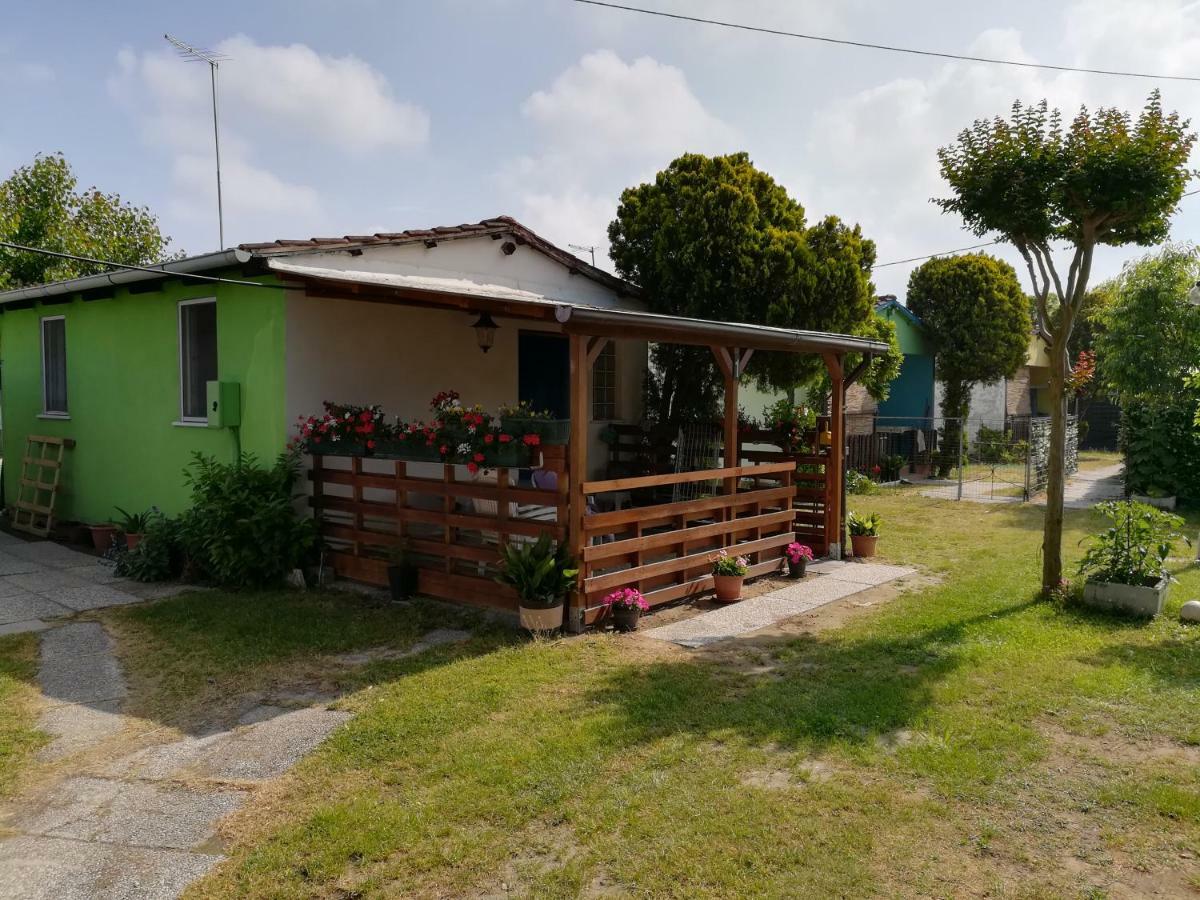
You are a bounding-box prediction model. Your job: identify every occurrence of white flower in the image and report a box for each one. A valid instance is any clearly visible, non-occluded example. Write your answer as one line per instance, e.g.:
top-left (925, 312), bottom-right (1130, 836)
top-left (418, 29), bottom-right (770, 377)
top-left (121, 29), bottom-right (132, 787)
top-left (457, 442), bottom-right (471, 455)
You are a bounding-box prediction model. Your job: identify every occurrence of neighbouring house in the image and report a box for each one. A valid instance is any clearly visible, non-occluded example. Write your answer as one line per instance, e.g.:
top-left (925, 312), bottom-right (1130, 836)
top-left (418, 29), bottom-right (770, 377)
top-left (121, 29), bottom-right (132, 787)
top-left (0, 216), bottom-right (887, 629)
top-left (1005, 328), bottom-right (1054, 418)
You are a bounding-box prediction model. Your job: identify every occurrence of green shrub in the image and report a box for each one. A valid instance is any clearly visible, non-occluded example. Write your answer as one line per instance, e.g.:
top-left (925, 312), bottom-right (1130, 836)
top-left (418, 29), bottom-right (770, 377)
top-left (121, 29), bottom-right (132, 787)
top-left (114, 514), bottom-right (184, 583)
top-left (178, 451), bottom-right (316, 590)
top-left (1121, 397), bottom-right (1200, 501)
top-left (846, 469), bottom-right (874, 495)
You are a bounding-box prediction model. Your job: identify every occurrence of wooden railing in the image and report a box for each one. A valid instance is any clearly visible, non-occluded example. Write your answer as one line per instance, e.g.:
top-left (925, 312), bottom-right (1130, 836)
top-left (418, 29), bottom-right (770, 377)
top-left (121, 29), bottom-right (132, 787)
top-left (309, 448), bottom-right (567, 611)
top-left (577, 461), bottom-right (797, 625)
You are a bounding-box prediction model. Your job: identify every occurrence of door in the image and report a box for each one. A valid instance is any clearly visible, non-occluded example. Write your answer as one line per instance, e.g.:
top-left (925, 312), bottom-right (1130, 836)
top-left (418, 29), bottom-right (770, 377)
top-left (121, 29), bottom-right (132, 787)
top-left (518, 332), bottom-right (570, 418)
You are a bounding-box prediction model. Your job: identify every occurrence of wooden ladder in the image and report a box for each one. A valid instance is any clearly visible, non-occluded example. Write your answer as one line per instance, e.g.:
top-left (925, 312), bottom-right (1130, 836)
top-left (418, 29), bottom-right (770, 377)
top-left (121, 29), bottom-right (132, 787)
top-left (11, 435), bottom-right (75, 537)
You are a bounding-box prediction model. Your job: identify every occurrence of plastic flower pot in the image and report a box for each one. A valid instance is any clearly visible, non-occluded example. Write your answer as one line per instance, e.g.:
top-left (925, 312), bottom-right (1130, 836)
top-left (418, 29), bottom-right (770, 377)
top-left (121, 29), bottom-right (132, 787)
top-left (519, 602), bottom-right (564, 633)
top-left (851, 535), bottom-right (878, 558)
top-left (87, 524), bottom-right (118, 552)
top-left (713, 574), bottom-right (744, 602)
top-left (386, 564), bottom-right (420, 602)
top-left (786, 557), bottom-right (807, 579)
top-left (611, 605), bottom-right (641, 632)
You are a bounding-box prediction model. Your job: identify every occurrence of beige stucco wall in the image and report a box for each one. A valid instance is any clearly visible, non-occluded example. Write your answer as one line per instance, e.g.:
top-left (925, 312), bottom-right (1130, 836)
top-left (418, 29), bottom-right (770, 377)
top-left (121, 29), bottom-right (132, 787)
top-left (284, 293), bottom-right (645, 478)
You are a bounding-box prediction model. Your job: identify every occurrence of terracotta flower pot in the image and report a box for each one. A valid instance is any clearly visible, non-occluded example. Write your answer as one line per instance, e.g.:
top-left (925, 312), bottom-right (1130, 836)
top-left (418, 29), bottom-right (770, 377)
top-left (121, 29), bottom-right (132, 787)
top-left (611, 605), bottom-right (641, 632)
top-left (786, 557), bottom-right (807, 579)
top-left (124, 533), bottom-right (144, 552)
top-left (851, 534), bottom-right (878, 558)
top-left (713, 574), bottom-right (744, 602)
top-left (519, 603), bottom-right (564, 633)
top-left (88, 524), bottom-right (117, 552)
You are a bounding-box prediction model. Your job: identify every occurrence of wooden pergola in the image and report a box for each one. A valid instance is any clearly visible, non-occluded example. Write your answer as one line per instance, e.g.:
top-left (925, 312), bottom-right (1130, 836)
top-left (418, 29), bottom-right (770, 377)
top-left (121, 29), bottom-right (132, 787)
top-left (286, 267), bottom-right (888, 631)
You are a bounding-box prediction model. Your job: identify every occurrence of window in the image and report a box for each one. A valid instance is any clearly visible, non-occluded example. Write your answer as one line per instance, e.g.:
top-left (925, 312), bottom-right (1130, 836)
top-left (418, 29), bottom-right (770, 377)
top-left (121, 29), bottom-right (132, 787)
top-left (592, 341), bottom-right (617, 421)
top-left (41, 316), bottom-right (68, 415)
top-left (179, 299), bottom-right (218, 421)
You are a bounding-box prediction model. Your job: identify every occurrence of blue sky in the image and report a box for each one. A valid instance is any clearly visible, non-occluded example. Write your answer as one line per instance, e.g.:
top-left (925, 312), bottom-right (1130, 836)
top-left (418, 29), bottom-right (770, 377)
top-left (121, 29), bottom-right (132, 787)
top-left (3, 0), bottom-right (1200, 297)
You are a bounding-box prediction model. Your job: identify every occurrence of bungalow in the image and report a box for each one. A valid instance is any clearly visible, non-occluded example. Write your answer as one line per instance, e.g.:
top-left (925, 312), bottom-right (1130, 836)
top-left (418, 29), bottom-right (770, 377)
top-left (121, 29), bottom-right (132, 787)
top-left (0, 217), bottom-right (886, 629)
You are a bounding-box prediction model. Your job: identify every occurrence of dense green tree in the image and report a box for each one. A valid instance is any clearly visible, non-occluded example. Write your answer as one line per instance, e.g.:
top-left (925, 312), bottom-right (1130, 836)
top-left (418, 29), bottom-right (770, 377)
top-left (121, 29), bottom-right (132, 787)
top-left (609, 152), bottom-right (894, 430)
top-left (0, 152), bottom-right (172, 290)
top-left (935, 92), bottom-right (1195, 590)
top-left (906, 253), bottom-right (1029, 474)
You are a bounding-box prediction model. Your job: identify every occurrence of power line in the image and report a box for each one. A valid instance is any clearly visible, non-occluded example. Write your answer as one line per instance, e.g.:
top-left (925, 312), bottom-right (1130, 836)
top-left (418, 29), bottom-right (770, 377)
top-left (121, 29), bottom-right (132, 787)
top-left (571, 0), bottom-right (1200, 83)
top-left (0, 241), bottom-right (287, 291)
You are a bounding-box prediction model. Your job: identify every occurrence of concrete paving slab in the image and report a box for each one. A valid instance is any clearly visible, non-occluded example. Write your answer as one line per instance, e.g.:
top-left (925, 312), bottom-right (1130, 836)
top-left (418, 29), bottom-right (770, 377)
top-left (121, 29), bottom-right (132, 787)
top-left (643, 578), bottom-right (868, 648)
top-left (0, 834), bottom-right (222, 900)
top-left (52, 585), bottom-right (141, 612)
top-left (17, 776), bottom-right (246, 851)
top-left (0, 555), bottom-right (46, 577)
top-left (0, 619), bottom-right (51, 636)
top-left (0, 577), bottom-right (48, 599)
top-left (39, 623), bottom-right (126, 706)
top-left (59, 565), bottom-right (126, 585)
top-left (819, 563), bottom-right (917, 586)
top-left (38, 700), bottom-right (125, 760)
top-left (806, 559), bottom-right (848, 574)
top-left (4, 542), bottom-right (101, 569)
top-left (2, 571), bottom-right (93, 595)
top-left (0, 591), bottom-right (72, 626)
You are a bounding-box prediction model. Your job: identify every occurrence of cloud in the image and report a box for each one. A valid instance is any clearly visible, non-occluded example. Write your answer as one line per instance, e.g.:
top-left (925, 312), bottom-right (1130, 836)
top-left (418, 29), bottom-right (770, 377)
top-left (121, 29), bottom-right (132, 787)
top-left (507, 50), bottom-right (737, 264)
top-left (795, 3), bottom-right (1200, 297)
top-left (109, 36), bottom-right (429, 243)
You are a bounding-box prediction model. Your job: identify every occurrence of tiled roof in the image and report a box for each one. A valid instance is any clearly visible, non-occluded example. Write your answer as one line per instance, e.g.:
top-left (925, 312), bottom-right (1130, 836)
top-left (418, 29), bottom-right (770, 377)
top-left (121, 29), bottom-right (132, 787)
top-left (239, 216), bottom-right (637, 297)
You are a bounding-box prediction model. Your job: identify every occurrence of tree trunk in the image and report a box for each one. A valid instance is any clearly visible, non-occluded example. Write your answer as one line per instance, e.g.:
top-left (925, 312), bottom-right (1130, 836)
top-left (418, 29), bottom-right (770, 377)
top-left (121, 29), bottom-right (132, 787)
top-left (937, 380), bottom-right (971, 478)
top-left (1041, 338), bottom-right (1069, 592)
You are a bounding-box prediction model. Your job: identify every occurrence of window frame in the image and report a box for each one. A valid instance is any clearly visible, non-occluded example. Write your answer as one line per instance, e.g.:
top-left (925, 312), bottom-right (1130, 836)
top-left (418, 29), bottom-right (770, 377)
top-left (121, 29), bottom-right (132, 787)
top-left (40, 315), bottom-right (68, 417)
top-left (591, 340), bottom-right (618, 422)
top-left (177, 297), bottom-right (218, 424)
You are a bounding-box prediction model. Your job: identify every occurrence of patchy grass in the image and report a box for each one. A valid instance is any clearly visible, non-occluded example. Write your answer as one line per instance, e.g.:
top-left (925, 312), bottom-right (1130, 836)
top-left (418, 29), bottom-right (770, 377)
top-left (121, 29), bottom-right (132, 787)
top-left (100, 494), bottom-right (1200, 898)
top-left (0, 633), bottom-right (46, 799)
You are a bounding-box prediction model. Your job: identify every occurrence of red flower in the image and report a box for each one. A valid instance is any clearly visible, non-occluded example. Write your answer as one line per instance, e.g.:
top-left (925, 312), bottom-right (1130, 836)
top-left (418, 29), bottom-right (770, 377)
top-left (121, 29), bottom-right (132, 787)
top-left (467, 462), bottom-right (479, 474)
top-left (366, 440), bottom-right (376, 450)
top-left (313, 437), bottom-right (322, 444)
top-left (499, 433), bottom-right (512, 444)
top-left (522, 433), bottom-right (541, 447)
top-left (439, 444), bottom-right (449, 455)
top-left (363, 423), bottom-right (374, 434)
top-left (473, 453), bottom-right (485, 463)
top-left (484, 433), bottom-right (494, 444)
top-left (359, 410), bottom-right (371, 422)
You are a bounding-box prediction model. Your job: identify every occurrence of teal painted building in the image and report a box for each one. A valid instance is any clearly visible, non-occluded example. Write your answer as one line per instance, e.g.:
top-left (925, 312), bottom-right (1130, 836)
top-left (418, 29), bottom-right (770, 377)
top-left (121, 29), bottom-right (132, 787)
top-left (874, 297), bottom-right (934, 424)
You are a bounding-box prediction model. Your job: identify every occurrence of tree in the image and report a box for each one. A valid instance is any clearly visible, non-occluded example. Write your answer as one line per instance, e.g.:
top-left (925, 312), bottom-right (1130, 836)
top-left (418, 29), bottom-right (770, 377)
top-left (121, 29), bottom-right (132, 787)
top-left (935, 93), bottom-right (1195, 590)
top-left (907, 253), bottom-right (1029, 417)
top-left (609, 152), bottom-right (894, 430)
top-left (0, 152), bottom-right (172, 290)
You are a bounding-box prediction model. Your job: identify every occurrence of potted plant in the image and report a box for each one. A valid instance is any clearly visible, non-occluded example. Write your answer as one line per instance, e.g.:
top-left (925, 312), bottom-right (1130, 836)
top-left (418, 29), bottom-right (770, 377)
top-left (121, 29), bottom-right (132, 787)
top-left (763, 398), bottom-right (817, 453)
top-left (847, 511), bottom-right (881, 558)
top-left (386, 539), bottom-right (419, 602)
top-left (711, 549), bottom-right (750, 602)
top-left (784, 541), bottom-right (814, 578)
top-left (86, 521), bottom-right (119, 552)
top-left (498, 401), bottom-right (570, 445)
top-left (603, 587), bottom-right (648, 632)
top-left (1077, 500), bottom-right (1189, 617)
top-left (495, 534), bottom-right (578, 632)
top-left (114, 506), bottom-right (153, 551)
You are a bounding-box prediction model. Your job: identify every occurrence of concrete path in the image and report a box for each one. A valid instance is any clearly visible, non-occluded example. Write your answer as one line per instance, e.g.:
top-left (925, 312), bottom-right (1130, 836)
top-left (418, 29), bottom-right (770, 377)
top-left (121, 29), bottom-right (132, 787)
top-left (642, 560), bottom-right (916, 648)
top-left (1034, 462), bottom-right (1125, 509)
top-left (0, 608), bottom-right (471, 899)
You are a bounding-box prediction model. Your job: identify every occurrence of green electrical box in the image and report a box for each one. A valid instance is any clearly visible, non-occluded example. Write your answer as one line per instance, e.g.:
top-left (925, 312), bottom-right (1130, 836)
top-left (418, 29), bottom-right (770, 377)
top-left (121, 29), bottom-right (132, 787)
top-left (205, 381), bottom-right (241, 429)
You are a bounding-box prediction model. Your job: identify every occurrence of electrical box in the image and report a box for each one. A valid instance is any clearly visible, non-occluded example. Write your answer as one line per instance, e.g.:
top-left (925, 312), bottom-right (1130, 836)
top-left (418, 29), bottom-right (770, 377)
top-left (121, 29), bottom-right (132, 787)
top-left (205, 381), bottom-right (241, 429)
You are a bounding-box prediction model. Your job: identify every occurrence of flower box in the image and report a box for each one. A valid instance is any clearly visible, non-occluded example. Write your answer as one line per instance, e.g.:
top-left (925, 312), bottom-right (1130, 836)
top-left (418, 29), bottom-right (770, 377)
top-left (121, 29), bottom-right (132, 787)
top-left (1082, 577), bottom-right (1169, 618)
top-left (500, 416), bottom-right (571, 445)
top-left (484, 443), bottom-right (531, 468)
top-left (375, 441), bottom-right (442, 462)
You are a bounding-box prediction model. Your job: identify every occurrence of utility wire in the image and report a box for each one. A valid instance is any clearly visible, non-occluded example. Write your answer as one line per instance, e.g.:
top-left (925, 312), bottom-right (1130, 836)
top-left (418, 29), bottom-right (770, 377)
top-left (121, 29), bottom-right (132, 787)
top-left (572, 0), bottom-right (1200, 83)
top-left (0, 241), bottom-right (287, 291)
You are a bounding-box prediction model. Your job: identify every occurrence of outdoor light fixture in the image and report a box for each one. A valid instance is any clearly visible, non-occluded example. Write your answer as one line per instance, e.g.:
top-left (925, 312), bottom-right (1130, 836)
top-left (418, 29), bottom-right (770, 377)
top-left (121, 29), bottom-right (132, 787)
top-left (1188, 280), bottom-right (1200, 307)
top-left (472, 312), bottom-right (498, 353)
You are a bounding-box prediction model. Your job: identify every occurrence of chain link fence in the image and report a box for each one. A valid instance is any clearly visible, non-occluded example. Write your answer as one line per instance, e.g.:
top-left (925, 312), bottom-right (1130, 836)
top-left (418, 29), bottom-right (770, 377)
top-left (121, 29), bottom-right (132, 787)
top-left (846, 414), bottom-right (1079, 503)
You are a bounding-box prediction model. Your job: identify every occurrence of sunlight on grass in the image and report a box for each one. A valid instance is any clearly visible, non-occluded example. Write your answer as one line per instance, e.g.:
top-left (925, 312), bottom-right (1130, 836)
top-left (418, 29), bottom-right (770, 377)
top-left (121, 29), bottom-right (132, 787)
top-left (0, 633), bottom-right (46, 799)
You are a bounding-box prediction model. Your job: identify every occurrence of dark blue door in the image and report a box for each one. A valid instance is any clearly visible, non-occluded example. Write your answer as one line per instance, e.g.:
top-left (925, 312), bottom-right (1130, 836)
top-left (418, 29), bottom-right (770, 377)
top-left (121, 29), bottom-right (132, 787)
top-left (518, 332), bottom-right (569, 418)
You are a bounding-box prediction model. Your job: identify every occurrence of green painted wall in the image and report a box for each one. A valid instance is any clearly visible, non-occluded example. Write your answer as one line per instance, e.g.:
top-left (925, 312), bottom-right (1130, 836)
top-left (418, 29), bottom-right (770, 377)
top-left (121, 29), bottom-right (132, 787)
top-left (0, 275), bottom-right (287, 523)
top-left (877, 302), bottom-right (932, 356)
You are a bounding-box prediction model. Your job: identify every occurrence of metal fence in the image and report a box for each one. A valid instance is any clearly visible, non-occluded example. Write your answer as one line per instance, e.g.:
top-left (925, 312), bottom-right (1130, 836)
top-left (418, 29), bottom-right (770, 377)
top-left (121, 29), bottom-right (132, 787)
top-left (845, 414), bottom-right (1078, 503)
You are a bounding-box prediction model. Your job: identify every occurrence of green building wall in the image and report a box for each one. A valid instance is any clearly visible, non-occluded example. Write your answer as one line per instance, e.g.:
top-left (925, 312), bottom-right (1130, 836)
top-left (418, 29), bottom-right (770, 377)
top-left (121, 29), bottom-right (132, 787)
top-left (0, 276), bottom-right (287, 524)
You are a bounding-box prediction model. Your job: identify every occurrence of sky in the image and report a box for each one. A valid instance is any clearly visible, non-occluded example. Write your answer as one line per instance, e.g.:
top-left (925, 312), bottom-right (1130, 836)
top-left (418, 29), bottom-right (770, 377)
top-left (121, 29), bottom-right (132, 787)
top-left (3, 0), bottom-right (1200, 299)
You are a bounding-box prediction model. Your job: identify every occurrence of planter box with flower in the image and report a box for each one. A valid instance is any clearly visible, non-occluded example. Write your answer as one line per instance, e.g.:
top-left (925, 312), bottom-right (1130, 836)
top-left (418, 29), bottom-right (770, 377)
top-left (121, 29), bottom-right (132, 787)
top-left (711, 548), bottom-right (750, 602)
top-left (498, 401), bottom-right (570, 446)
top-left (1077, 500), bottom-right (1189, 618)
top-left (495, 533), bottom-right (578, 632)
top-left (847, 511), bottom-right (881, 558)
top-left (603, 587), bottom-right (648, 631)
top-left (763, 398), bottom-right (817, 453)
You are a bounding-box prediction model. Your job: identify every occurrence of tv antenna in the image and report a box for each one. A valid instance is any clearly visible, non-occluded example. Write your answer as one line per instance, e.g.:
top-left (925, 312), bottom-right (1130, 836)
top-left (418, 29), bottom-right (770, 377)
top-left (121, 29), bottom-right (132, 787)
top-left (164, 34), bottom-right (228, 249)
top-left (569, 243), bottom-right (597, 267)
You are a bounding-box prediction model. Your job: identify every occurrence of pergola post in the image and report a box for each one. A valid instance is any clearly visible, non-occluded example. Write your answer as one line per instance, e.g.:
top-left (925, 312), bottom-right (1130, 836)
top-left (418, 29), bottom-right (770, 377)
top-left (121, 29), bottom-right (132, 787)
top-left (567, 332), bottom-right (589, 633)
top-left (823, 352), bottom-right (845, 559)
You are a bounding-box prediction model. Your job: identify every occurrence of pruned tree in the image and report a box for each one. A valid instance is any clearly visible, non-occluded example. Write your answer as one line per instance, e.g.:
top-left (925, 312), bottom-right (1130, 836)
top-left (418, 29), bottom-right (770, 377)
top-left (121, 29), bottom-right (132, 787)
top-left (935, 92), bottom-right (1195, 590)
top-left (0, 152), bottom-right (172, 290)
top-left (906, 253), bottom-right (1029, 475)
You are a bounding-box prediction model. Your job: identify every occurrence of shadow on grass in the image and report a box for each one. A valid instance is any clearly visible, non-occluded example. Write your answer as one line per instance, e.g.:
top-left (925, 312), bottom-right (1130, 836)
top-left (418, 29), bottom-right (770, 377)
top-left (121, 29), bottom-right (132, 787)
top-left (585, 600), bottom-right (1039, 755)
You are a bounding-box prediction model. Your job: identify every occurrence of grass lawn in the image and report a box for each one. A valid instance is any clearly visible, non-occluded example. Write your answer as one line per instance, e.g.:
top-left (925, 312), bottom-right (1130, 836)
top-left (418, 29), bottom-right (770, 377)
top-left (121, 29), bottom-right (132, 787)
top-left (0, 633), bottom-right (46, 801)
top-left (96, 493), bottom-right (1200, 897)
